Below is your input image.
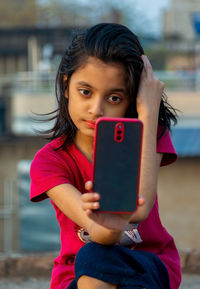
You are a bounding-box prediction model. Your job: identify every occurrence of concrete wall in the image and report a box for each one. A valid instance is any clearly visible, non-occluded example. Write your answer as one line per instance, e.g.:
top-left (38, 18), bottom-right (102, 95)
top-left (158, 157), bottom-right (200, 249)
top-left (0, 137), bottom-right (47, 252)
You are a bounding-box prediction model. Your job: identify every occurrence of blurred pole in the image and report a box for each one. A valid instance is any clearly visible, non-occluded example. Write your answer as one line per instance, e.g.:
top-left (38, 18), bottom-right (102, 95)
top-left (192, 13), bottom-right (200, 91)
top-left (4, 180), bottom-right (13, 253)
top-left (28, 36), bottom-right (39, 72)
top-left (0, 180), bottom-right (18, 254)
top-left (194, 41), bottom-right (200, 91)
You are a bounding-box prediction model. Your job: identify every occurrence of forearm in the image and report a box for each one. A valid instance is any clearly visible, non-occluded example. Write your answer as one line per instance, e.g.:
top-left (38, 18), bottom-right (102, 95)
top-left (84, 208), bottom-right (128, 244)
top-left (130, 112), bottom-right (161, 223)
top-left (47, 183), bottom-right (126, 245)
top-left (88, 222), bottom-right (123, 245)
top-left (139, 112), bottom-right (158, 202)
top-left (128, 54), bottom-right (164, 223)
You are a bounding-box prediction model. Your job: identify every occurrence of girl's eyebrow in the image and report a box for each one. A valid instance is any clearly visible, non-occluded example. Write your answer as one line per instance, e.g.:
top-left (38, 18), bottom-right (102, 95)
top-left (76, 81), bottom-right (126, 93)
top-left (76, 81), bottom-right (93, 88)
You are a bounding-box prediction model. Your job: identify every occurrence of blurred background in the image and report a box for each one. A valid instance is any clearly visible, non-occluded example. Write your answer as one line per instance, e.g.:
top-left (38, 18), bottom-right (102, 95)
top-left (0, 0), bottom-right (200, 255)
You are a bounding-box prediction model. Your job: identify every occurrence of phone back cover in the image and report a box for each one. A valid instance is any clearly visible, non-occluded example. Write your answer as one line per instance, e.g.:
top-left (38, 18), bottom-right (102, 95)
top-left (93, 118), bottom-right (143, 213)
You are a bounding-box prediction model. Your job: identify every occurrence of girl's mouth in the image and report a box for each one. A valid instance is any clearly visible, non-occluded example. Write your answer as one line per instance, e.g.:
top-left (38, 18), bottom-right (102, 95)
top-left (85, 120), bottom-right (96, 129)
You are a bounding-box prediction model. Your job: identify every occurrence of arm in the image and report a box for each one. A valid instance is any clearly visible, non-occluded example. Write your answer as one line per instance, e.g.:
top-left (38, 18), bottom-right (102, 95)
top-left (129, 55), bottom-right (164, 223)
top-left (46, 184), bottom-right (127, 245)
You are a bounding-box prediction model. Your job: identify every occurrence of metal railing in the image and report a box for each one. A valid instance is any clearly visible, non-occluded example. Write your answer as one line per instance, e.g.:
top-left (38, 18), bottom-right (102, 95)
top-left (0, 70), bottom-right (200, 93)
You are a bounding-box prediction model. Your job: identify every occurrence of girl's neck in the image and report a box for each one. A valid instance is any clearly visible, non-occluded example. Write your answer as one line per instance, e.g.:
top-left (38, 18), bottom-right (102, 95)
top-left (74, 134), bottom-right (94, 163)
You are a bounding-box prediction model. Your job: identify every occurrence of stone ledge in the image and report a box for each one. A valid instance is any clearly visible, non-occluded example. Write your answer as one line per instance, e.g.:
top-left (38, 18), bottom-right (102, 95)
top-left (0, 252), bottom-right (57, 279)
top-left (0, 249), bottom-right (200, 279)
top-left (179, 249), bottom-right (200, 274)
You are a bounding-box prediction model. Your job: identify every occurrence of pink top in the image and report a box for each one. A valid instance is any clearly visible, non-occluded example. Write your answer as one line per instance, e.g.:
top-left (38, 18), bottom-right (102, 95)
top-left (30, 128), bottom-right (181, 289)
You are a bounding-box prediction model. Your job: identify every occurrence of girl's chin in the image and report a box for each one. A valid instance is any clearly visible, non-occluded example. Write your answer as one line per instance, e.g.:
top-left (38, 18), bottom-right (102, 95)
top-left (77, 129), bottom-right (95, 139)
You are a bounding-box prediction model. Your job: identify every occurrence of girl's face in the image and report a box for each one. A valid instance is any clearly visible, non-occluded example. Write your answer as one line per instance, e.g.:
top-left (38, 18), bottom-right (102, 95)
top-left (65, 57), bottom-right (130, 144)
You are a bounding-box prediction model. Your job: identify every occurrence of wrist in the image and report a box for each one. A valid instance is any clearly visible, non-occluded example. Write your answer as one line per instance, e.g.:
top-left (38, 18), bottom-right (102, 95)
top-left (91, 229), bottom-right (123, 245)
top-left (138, 113), bottom-right (158, 131)
top-left (138, 109), bottom-right (159, 121)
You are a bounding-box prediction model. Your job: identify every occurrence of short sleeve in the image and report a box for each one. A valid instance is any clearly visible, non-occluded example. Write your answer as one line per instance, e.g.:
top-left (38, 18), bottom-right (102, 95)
top-left (157, 126), bottom-right (178, 166)
top-left (30, 145), bottom-right (73, 202)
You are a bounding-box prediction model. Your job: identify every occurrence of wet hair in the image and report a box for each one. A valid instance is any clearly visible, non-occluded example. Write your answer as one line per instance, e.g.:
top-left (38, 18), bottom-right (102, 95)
top-left (45, 23), bottom-right (177, 149)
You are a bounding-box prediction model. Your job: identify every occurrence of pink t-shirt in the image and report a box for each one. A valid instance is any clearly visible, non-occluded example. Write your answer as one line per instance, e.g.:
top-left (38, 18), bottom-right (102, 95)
top-left (30, 129), bottom-right (181, 289)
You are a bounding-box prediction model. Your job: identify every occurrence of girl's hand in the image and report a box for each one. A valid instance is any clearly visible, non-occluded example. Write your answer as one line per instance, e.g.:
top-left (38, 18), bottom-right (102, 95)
top-left (136, 55), bottom-right (164, 118)
top-left (81, 181), bottom-right (145, 231)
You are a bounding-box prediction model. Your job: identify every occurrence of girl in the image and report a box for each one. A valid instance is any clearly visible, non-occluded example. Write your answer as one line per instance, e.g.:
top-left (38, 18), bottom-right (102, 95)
top-left (30, 23), bottom-right (181, 289)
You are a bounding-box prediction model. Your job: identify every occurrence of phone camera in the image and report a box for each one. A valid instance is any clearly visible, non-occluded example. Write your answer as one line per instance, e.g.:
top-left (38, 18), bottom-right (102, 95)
top-left (115, 122), bottom-right (124, 143)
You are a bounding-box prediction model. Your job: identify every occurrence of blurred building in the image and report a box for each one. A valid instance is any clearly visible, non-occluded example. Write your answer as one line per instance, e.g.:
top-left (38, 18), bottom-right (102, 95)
top-left (0, 2), bottom-right (123, 76)
top-left (0, 27), bottom-right (76, 75)
top-left (161, 0), bottom-right (200, 71)
top-left (163, 0), bottom-right (200, 40)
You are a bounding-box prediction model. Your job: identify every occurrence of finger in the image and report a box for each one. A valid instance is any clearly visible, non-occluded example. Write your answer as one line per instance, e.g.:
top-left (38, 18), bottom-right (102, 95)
top-left (141, 55), bottom-right (153, 78)
top-left (145, 56), bottom-right (153, 79)
top-left (144, 55), bottom-right (152, 69)
top-left (86, 209), bottom-right (93, 216)
top-left (82, 192), bottom-right (100, 202)
top-left (82, 201), bottom-right (99, 211)
top-left (140, 55), bottom-right (148, 78)
top-left (138, 196), bottom-right (145, 206)
top-left (142, 55), bottom-right (152, 70)
top-left (85, 180), bottom-right (93, 191)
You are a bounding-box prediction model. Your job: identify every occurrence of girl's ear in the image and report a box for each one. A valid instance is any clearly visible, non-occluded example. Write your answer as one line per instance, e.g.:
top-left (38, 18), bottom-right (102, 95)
top-left (63, 75), bottom-right (68, 99)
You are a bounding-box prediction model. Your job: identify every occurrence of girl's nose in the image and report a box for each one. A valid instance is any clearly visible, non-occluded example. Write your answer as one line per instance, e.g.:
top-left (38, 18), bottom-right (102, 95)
top-left (88, 97), bottom-right (104, 117)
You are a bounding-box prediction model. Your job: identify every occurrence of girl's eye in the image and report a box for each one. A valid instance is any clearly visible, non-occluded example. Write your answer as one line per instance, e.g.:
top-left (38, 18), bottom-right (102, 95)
top-left (107, 95), bottom-right (122, 104)
top-left (79, 89), bottom-right (91, 97)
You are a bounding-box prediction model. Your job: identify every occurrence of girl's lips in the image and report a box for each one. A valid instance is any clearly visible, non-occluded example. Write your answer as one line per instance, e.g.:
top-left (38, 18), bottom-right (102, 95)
top-left (85, 120), bottom-right (96, 129)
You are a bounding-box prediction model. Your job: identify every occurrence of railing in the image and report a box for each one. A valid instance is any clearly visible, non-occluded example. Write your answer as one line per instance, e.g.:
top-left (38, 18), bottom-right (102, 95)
top-left (0, 71), bottom-right (56, 94)
top-left (0, 70), bottom-right (200, 92)
top-left (154, 70), bottom-right (199, 91)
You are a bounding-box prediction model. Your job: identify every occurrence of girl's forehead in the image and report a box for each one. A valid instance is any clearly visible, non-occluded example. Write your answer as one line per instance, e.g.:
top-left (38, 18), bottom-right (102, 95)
top-left (78, 56), bottom-right (125, 74)
top-left (70, 57), bottom-right (128, 92)
top-left (72, 57), bottom-right (126, 84)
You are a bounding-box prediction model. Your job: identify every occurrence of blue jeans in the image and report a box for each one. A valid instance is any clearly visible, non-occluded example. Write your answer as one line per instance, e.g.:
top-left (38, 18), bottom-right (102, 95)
top-left (67, 242), bottom-right (171, 289)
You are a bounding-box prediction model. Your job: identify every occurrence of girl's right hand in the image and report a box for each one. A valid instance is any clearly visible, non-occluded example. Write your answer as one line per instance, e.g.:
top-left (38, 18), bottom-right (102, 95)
top-left (81, 181), bottom-right (144, 232)
top-left (136, 55), bottom-right (164, 119)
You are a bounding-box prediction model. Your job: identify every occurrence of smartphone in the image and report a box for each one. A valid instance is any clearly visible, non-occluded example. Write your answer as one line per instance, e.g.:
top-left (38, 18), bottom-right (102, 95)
top-left (92, 117), bottom-right (143, 214)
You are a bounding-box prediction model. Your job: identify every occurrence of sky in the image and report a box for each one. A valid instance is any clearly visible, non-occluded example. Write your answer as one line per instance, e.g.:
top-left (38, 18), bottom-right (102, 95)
top-left (78, 0), bottom-right (171, 36)
top-left (128, 0), bottom-right (171, 35)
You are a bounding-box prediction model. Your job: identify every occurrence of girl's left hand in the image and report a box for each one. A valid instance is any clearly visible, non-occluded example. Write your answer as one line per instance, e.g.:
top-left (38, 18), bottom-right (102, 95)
top-left (136, 55), bottom-right (164, 118)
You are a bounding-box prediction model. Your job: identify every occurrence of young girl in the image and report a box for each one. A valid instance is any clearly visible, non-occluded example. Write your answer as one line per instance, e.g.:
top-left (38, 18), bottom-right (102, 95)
top-left (30, 23), bottom-right (181, 289)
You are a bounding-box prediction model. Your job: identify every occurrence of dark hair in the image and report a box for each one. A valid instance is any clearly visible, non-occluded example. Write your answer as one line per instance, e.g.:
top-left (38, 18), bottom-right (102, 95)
top-left (45, 23), bottom-right (177, 149)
